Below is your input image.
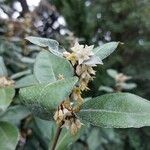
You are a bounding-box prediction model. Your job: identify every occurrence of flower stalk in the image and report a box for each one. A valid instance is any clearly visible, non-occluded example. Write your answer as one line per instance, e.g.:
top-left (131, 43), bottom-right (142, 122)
top-left (53, 41), bottom-right (102, 136)
top-left (51, 126), bottom-right (62, 150)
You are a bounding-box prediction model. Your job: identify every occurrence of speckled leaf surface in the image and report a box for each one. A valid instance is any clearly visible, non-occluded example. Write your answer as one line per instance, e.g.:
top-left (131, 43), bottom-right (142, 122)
top-left (34, 51), bottom-right (74, 83)
top-left (19, 77), bottom-right (78, 120)
top-left (93, 42), bottom-right (120, 60)
top-left (0, 87), bottom-right (15, 113)
top-left (25, 36), bottom-right (59, 50)
top-left (25, 36), bottom-right (64, 57)
top-left (78, 93), bottom-right (150, 128)
top-left (15, 74), bottom-right (38, 88)
top-left (0, 121), bottom-right (19, 150)
top-left (55, 126), bottom-right (85, 150)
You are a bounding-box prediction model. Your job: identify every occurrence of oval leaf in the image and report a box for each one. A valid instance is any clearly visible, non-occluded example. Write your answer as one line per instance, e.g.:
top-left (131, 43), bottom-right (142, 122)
top-left (15, 74), bottom-right (38, 88)
top-left (34, 51), bottom-right (74, 83)
top-left (55, 126), bottom-right (85, 150)
top-left (0, 121), bottom-right (19, 150)
top-left (93, 42), bottom-right (120, 60)
top-left (120, 83), bottom-right (137, 90)
top-left (0, 105), bottom-right (30, 126)
top-left (107, 69), bottom-right (118, 79)
top-left (19, 77), bottom-right (78, 120)
top-left (25, 36), bottom-right (59, 50)
top-left (0, 87), bottom-right (15, 113)
top-left (78, 93), bottom-right (150, 128)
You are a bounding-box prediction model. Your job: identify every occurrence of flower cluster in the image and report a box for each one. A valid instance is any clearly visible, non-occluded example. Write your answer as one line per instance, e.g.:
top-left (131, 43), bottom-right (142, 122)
top-left (63, 41), bottom-right (102, 66)
top-left (54, 100), bottom-right (82, 135)
top-left (0, 76), bottom-right (14, 87)
top-left (115, 73), bottom-right (131, 83)
top-left (63, 41), bottom-right (101, 92)
top-left (54, 41), bottom-right (102, 134)
top-left (115, 73), bottom-right (131, 91)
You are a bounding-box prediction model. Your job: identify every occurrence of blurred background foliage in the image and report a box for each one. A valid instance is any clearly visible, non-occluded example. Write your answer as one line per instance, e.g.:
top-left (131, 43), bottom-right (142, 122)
top-left (0, 0), bottom-right (150, 149)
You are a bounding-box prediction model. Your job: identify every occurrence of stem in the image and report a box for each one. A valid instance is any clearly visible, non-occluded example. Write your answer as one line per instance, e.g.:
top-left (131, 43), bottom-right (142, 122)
top-left (51, 126), bottom-right (62, 150)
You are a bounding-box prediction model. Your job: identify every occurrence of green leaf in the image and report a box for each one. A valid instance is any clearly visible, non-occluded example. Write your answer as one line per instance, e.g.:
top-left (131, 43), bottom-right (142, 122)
top-left (25, 36), bottom-right (59, 50)
top-left (33, 117), bottom-right (56, 149)
top-left (32, 117), bottom-right (84, 150)
top-left (26, 36), bottom-right (65, 57)
top-left (34, 51), bottom-right (74, 83)
top-left (0, 105), bottom-right (30, 126)
top-left (0, 56), bottom-right (7, 76)
top-left (78, 93), bottom-right (150, 128)
top-left (19, 77), bottom-right (78, 120)
top-left (98, 85), bottom-right (114, 92)
top-left (107, 69), bottom-right (118, 79)
top-left (0, 87), bottom-right (15, 113)
top-left (55, 127), bottom-right (85, 150)
top-left (34, 117), bottom-right (56, 142)
top-left (120, 83), bottom-right (137, 90)
top-left (0, 121), bottom-right (19, 150)
top-left (15, 74), bottom-right (38, 88)
top-left (93, 42), bottom-right (120, 60)
top-left (11, 70), bottom-right (31, 80)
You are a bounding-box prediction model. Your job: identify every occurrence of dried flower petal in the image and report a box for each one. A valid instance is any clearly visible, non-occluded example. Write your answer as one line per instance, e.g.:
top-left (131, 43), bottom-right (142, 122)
top-left (70, 122), bottom-right (78, 135)
top-left (115, 73), bottom-right (131, 83)
top-left (0, 76), bottom-right (14, 87)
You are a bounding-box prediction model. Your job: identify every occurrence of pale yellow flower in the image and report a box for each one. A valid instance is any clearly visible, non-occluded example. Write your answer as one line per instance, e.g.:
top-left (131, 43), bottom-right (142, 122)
top-left (71, 41), bottom-right (84, 52)
top-left (70, 42), bottom-right (94, 65)
top-left (75, 119), bottom-right (82, 129)
top-left (71, 87), bottom-right (84, 104)
top-left (63, 51), bottom-right (78, 65)
top-left (76, 65), bottom-right (95, 83)
top-left (54, 101), bottom-right (83, 134)
top-left (70, 122), bottom-right (78, 135)
top-left (70, 119), bottom-right (82, 135)
top-left (115, 73), bottom-right (131, 83)
top-left (76, 45), bottom-right (94, 65)
top-left (0, 76), bottom-right (14, 87)
top-left (54, 109), bottom-right (63, 124)
top-left (79, 78), bottom-right (90, 91)
top-left (87, 67), bottom-right (96, 75)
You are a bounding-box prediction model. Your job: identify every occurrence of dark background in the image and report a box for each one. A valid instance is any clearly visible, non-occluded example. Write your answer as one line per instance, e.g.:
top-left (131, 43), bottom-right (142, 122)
top-left (0, 0), bottom-right (150, 149)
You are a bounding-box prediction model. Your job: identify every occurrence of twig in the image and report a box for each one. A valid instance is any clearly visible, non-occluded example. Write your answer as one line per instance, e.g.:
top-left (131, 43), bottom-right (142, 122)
top-left (51, 126), bottom-right (62, 150)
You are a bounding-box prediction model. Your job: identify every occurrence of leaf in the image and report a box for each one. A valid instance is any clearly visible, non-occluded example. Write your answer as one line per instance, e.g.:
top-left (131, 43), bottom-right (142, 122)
top-left (0, 87), bottom-right (15, 113)
top-left (0, 56), bottom-right (7, 76)
top-left (55, 127), bottom-right (85, 150)
top-left (78, 93), bottom-right (150, 128)
top-left (107, 69), bottom-right (118, 79)
top-left (83, 55), bottom-right (103, 66)
top-left (98, 85), bottom-right (114, 92)
top-left (25, 36), bottom-right (59, 50)
top-left (34, 51), bottom-right (74, 83)
top-left (33, 117), bottom-right (56, 149)
top-left (0, 121), bottom-right (19, 150)
top-left (34, 117), bottom-right (56, 142)
top-left (50, 46), bottom-right (66, 57)
top-left (31, 117), bottom-right (84, 150)
top-left (10, 70), bottom-right (31, 80)
top-left (120, 83), bottom-right (137, 90)
top-left (0, 105), bottom-right (30, 126)
top-left (15, 74), bottom-right (38, 88)
top-left (93, 42), bottom-right (120, 60)
top-left (18, 77), bottom-right (78, 120)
